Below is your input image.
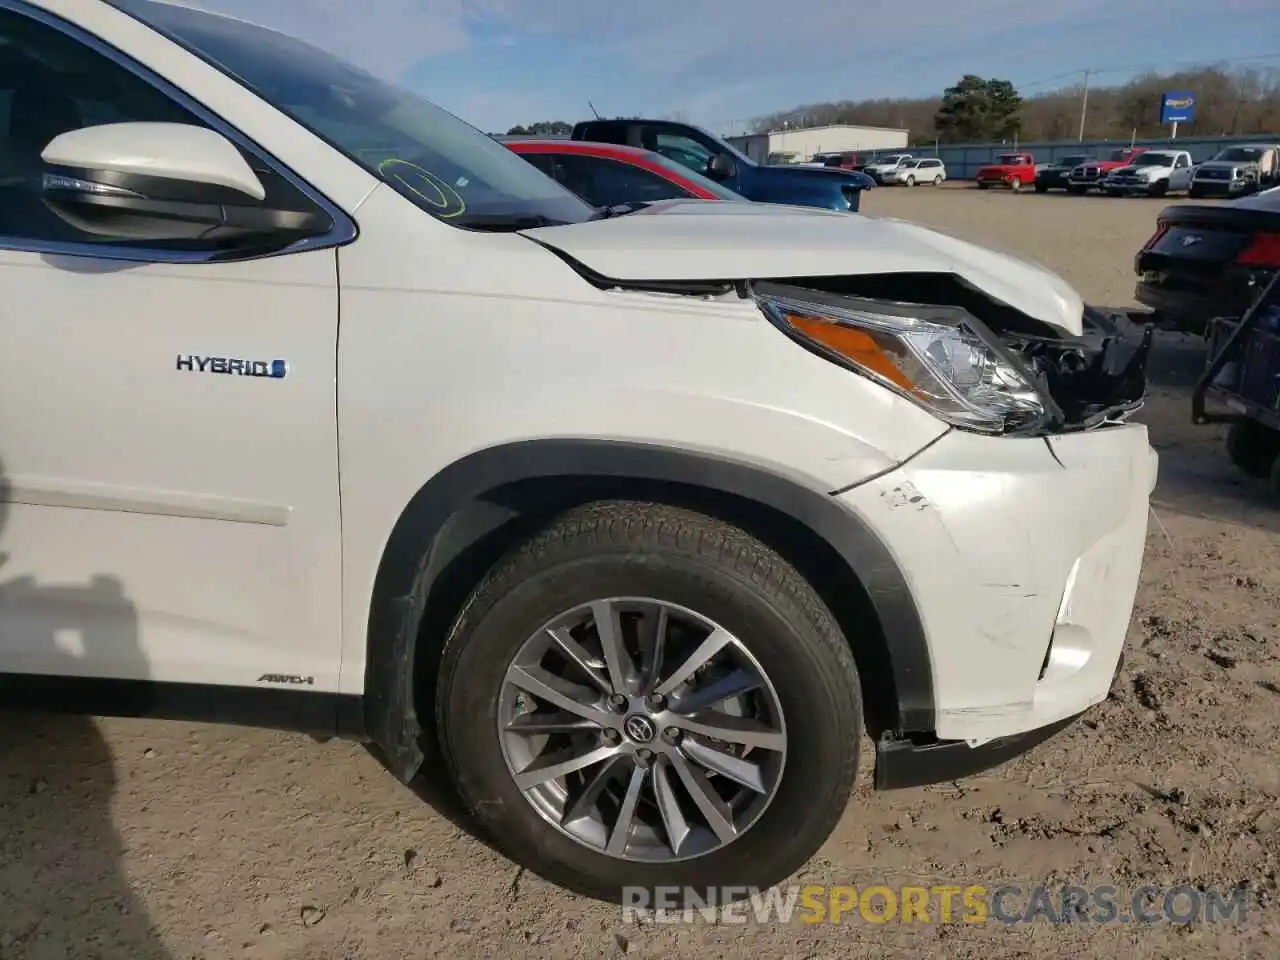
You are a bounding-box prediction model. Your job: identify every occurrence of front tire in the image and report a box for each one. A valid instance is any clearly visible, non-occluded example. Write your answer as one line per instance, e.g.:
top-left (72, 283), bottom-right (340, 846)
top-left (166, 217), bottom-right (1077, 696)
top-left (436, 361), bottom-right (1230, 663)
top-left (1227, 420), bottom-right (1280, 479)
top-left (1009, 178), bottom-right (1022, 192)
top-left (436, 501), bottom-right (863, 905)
top-left (904, 175), bottom-right (915, 187)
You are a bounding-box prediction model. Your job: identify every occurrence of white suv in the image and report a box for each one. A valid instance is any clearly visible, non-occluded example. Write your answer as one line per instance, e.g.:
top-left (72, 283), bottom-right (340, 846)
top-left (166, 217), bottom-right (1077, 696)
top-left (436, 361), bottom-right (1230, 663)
top-left (881, 158), bottom-right (947, 186)
top-left (0, 0), bottom-right (1158, 905)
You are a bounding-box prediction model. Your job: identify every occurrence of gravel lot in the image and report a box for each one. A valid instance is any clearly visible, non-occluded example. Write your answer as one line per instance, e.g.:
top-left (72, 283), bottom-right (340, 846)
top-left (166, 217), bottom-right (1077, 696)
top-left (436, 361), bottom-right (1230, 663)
top-left (5, 186), bottom-right (1279, 960)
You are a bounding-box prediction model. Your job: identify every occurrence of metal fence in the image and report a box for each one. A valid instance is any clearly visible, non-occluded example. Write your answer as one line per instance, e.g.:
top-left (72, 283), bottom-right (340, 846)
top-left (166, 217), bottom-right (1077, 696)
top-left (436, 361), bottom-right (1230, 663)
top-left (913, 134), bottom-right (1280, 180)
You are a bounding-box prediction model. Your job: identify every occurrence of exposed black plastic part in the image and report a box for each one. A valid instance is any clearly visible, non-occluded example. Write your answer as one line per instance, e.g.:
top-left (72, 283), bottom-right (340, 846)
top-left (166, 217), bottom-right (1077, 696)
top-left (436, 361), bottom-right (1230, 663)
top-left (1002, 306), bottom-right (1153, 429)
top-left (874, 711), bottom-right (1084, 790)
top-left (42, 163), bottom-right (332, 245)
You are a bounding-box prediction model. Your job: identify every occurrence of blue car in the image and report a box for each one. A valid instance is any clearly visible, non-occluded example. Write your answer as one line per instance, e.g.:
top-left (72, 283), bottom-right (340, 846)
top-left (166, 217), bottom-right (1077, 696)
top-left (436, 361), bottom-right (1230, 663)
top-left (571, 118), bottom-right (876, 212)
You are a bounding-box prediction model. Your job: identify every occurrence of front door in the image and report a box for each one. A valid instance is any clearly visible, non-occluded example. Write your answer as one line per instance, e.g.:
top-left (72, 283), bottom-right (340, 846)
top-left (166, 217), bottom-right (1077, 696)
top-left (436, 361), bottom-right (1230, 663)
top-left (1170, 155), bottom-right (1193, 192)
top-left (0, 5), bottom-right (345, 690)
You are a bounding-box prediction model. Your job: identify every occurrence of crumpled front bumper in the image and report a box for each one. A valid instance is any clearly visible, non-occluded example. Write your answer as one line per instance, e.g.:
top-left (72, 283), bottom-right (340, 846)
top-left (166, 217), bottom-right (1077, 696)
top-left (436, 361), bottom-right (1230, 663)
top-left (837, 420), bottom-right (1157, 749)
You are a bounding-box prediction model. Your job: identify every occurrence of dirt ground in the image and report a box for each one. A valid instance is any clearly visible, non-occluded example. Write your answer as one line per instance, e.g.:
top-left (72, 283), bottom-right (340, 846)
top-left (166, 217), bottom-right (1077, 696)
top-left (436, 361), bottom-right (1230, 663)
top-left (4, 186), bottom-right (1279, 960)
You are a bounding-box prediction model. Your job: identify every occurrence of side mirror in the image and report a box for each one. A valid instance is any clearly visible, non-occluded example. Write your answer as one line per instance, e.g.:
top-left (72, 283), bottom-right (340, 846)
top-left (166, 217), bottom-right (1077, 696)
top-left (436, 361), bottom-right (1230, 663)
top-left (40, 122), bottom-right (331, 244)
top-left (705, 154), bottom-right (737, 181)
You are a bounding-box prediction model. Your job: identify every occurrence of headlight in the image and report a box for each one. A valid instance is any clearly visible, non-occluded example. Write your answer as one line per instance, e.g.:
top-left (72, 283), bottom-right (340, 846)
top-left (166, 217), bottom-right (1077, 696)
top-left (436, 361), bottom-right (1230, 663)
top-left (755, 290), bottom-right (1049, 434)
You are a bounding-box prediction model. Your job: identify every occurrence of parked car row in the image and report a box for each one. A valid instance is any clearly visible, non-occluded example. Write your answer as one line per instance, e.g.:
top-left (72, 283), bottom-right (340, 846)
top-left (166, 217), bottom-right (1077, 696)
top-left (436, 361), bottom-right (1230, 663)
top-left (1015, 144), bottom-right (1280, 199)
top-left (505, 132), bottom-right (1277, 210)
top-left (500, 118), bottom-right (878, 213)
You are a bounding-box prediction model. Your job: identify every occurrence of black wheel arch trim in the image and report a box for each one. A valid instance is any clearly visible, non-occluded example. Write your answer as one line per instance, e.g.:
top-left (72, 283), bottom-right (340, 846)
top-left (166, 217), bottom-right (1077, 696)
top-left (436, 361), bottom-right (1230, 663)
top-left (364, 439), bottom-right (937, 783)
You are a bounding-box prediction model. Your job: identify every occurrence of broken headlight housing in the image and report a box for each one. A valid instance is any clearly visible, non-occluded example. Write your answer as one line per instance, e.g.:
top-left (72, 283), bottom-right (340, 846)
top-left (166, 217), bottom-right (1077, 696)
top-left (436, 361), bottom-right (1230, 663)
top-left (754, 287), bottom-right (1051, 435)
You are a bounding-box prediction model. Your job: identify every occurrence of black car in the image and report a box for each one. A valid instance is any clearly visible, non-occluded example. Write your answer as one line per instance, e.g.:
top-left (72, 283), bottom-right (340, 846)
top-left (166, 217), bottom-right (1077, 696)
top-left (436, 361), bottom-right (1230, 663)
top-left (1034, 154), bottom-right (1093, 193)
top-left (1134, 187), bottom-right (1280, 334)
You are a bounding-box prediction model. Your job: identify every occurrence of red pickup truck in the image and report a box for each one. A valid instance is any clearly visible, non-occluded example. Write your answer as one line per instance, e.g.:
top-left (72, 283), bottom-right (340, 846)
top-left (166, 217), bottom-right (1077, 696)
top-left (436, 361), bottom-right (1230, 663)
top-left (1066, 147), bottom-right (1151, 194)
top-left (975, 152), bottom-right (1037, 191)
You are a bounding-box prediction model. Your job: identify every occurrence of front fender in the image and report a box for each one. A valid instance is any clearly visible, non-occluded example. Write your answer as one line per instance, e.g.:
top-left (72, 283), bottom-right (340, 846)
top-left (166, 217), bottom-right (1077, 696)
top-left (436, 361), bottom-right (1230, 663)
top-left (362, 439), bottom-right (939, 783)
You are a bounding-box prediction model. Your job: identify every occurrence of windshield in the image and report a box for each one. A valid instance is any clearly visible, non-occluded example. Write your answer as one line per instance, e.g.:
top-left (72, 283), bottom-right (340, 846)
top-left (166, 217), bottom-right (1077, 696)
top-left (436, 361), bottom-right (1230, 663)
top-left (879, 156), bottom-right (907, 165)
top-left (1060, 155), bottom-right (1089, 167)
top-left (645, 153), bottom-right (744, 200)
top-left (108, 0), bottom-right (597, 229)
top-left (1133, 153), bottom-right (1174, 167)
top-left (1214, 147), bottom-right (1264, 162)
top-left (996, 155), bottom-right (1022, 164)
top-left (1106, 149), bottom-right (1136, 162)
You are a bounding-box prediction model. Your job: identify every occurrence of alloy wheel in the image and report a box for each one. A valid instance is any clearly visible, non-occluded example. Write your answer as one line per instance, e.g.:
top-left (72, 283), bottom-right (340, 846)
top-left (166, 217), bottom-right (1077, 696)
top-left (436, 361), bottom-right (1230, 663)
top-left (496, 598), bottom-right (787, 863)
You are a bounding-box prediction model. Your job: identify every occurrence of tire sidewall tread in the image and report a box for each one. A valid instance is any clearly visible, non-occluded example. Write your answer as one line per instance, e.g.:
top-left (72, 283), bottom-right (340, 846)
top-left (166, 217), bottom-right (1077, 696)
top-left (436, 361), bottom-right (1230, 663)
top-left (433, 501), bottom-right (863, 903)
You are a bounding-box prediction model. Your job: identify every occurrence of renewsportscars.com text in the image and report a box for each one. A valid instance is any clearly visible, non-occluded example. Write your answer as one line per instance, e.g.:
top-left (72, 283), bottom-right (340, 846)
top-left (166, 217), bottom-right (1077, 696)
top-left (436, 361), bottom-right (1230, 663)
top-left (620, 884), bottom-right (1249, 926)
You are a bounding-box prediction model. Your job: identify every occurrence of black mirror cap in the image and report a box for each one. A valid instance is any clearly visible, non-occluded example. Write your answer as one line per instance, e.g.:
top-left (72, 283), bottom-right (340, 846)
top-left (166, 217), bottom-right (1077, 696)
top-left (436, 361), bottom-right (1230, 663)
top-left (41, 164), bottom-right (332, 245)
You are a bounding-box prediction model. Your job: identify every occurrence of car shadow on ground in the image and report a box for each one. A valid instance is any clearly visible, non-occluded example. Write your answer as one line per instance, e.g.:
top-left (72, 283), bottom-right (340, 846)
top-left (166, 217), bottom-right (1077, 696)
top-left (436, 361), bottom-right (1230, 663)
top-left (362, 740), bottom-right (509, 861)
top-left (1137, 330), bottom-right (1280, 532)
top-left (0, 462), bottom-right (172, 958)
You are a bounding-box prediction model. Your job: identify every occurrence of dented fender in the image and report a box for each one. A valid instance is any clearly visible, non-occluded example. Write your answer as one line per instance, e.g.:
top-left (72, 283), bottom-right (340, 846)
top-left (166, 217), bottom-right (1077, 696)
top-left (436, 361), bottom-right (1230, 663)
top-left (834, 420), bottom-right (1155, 741)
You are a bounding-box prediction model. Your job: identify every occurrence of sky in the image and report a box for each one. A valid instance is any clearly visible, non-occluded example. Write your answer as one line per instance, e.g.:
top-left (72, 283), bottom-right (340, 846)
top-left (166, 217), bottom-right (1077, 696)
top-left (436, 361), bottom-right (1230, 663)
top-left (185, 0), bottom-right (1280, 135)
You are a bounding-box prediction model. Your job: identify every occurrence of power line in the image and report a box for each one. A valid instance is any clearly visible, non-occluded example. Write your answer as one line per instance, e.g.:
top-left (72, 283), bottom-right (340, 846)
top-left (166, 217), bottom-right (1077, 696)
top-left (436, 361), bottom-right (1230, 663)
top-left (1020, 52), bottom-right (1280, 92)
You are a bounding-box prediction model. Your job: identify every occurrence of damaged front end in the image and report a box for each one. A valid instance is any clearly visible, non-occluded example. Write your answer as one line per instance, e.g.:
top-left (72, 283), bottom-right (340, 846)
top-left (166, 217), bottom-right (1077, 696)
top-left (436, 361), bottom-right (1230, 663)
top-left (544, 243), bottom-right (1153, 435)
top-left (748, 274), bottom-right (1153, 436)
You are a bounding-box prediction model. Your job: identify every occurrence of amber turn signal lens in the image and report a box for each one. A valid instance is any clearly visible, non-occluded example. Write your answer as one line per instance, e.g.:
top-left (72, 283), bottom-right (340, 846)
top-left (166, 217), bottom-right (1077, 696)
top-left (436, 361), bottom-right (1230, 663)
top-left (782, 311), bottom-right (918, 393)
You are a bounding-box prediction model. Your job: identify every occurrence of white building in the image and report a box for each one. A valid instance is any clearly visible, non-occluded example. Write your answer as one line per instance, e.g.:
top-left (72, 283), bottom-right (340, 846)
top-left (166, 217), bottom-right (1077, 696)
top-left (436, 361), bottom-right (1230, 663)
top-left (725, 124), bottom-right (910, 164)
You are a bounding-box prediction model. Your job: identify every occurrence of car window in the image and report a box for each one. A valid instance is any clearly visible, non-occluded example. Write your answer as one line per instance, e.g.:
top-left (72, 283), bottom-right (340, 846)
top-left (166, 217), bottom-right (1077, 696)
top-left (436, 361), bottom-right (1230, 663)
top-left (543, 153), bottom-right (693, 207)
top-left (642, 152), bottom-right (743, 200)
top-left (0, 8), bottom-right (315, 250)
top-left (653, 132), bottom-right (715, 175)
top-left (516, 151), bottom-right (557, 178)
top-left (109, 0), bottom-right (596, 230)
top-left (1215, 147), bottom-right (1263, 162)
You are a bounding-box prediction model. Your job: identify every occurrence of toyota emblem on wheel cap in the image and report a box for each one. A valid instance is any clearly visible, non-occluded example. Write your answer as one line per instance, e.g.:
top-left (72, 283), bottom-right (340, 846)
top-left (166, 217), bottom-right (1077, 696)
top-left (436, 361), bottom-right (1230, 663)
top-left (623, 715), bottom-right (657, 743)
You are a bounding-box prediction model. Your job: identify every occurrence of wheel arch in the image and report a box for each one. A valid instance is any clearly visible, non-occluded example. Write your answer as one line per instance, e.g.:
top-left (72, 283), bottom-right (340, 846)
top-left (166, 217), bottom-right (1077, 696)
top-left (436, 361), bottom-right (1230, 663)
top-left (363, 440), bottom-right (937, 783)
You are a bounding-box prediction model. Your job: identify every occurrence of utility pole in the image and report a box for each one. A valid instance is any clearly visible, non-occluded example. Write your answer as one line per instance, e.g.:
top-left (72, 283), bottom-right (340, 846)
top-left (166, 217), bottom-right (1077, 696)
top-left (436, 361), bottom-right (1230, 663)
top-left (1077, 68), bottom-right (1091, 142)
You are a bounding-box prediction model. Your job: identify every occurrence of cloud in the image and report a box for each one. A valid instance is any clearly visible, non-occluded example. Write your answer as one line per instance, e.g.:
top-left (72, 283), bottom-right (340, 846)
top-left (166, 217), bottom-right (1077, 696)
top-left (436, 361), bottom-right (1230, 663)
top-left (186, 0), bottom-right (1278, 130)
top-left (185, 0), bottom-right (508, 79)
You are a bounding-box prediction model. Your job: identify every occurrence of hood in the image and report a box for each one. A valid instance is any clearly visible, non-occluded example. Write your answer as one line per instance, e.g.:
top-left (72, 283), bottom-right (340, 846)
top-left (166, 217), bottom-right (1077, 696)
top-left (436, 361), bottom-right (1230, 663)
top-left (755, 164), bottom-right (875, 190)
top-left (520, 200), bottom-right (1085, 334)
